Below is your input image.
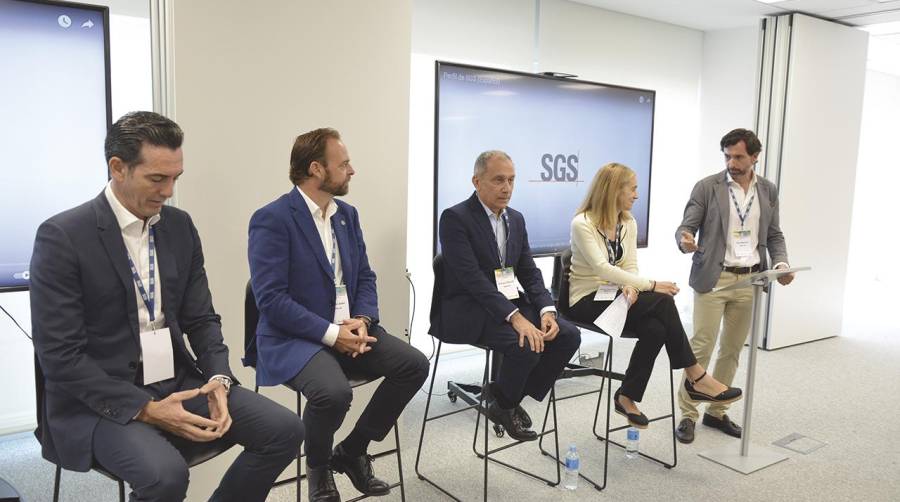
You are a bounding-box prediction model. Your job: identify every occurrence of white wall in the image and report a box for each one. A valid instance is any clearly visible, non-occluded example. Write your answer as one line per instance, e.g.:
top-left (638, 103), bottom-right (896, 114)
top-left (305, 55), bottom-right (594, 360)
top-left (408, 0), bottom-right (707, 350)
top-left (167, 1), bottom-right (412, 497)
top-left (0, 3), bottom-right (152, 435)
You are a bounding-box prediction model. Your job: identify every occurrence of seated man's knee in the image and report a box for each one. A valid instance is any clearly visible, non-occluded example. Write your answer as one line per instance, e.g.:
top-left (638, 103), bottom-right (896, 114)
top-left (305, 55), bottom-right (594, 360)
top-left (410, 350), bottom-right (431, 386)
top-left (139, 460), bottom-right (189, 501)
top-left (308, 382), bottom-right (353, 415)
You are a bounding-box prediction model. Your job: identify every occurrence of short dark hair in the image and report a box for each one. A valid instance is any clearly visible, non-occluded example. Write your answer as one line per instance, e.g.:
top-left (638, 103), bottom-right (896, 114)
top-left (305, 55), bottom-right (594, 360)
top-left (720, 128), bottom-right (762, 156)
top-left (289, 128), bottom-right (341, 185)
top-left (104, 111), bottom-right (183, 167)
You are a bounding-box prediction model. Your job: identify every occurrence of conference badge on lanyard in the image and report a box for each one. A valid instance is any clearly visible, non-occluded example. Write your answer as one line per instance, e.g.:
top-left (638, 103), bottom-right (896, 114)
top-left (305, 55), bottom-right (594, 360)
top-left (334, 285), bottom-right (351, 323)
top-left (129, 227), bottom-right (174, 385)
top-left (494, 267), bottom-right (519, 300)
top-left (728, 184), bottom-right (755, 259)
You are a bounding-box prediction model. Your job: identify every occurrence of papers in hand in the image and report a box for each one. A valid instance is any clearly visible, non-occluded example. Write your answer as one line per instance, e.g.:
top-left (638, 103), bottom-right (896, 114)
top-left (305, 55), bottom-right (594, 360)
top-left (593, 293), bottom-right (629, 337)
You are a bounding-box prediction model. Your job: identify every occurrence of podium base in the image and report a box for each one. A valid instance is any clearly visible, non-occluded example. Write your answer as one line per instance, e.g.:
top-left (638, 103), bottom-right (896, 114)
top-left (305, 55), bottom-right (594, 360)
top-left (698, 443), bottom-right (788, 474)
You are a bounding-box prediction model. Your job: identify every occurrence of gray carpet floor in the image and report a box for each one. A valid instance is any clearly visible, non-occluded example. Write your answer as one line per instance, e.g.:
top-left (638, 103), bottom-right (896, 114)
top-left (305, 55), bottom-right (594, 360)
top-left (2, 328), bottom-right (898, 501)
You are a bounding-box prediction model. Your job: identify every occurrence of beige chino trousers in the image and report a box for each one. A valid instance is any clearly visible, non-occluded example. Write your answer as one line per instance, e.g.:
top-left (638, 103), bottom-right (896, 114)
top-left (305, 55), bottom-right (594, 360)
top-left (678, 271), bottom-right (754, 421)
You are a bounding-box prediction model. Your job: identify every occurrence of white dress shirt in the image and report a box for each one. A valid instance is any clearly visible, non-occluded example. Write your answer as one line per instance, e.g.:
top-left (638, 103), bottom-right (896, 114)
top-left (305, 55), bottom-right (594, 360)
top-left (723, 172), bottom-right (761, 267)
top-left (297, 186), bottom-right (342, 347)
top-left (104, 183), bottom-right (164, 331)
top-left (477, 199), bottom-right (556, 322)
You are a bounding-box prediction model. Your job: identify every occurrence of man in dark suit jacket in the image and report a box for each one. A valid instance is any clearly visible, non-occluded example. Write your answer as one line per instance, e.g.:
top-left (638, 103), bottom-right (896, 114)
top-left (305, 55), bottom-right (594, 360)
top-left (30, 112), bottom-right (304, 502)
top-left (433, 150), bottom-right (581, 441)
top-left (248, 127), bottom-right (428, 502)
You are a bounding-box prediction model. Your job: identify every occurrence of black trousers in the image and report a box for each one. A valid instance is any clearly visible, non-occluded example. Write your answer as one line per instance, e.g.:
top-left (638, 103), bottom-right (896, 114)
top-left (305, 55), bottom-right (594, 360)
top-left (569, 291), bottom-right (696, 402)
top-left (479, 299), bottom-right (581, 408)
top-left (284, 325), bottom-right (429, 467)
top-left (93, 366), bottom-right (304, 502)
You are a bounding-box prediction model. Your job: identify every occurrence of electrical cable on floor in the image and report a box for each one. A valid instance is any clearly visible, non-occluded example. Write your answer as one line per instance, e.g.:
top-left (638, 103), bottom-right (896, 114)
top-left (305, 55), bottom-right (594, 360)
top-left (406, 269), bottom-right (446, 396)
top-left (0, 303), bottom-right (32, 341)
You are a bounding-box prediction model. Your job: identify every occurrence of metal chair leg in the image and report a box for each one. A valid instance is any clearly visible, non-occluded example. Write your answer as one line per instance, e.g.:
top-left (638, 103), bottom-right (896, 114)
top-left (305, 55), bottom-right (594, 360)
top-left (53, 464), bottom-right (61, 502)
top-left (297, 393), bottom-right (302, 502)
top-left (117, 480), bottom-right (125, 502)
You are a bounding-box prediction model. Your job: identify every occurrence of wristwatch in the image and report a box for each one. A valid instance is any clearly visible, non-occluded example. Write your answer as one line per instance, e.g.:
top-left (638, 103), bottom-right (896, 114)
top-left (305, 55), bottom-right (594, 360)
top-left (210, 375), bottom-right (232, 395)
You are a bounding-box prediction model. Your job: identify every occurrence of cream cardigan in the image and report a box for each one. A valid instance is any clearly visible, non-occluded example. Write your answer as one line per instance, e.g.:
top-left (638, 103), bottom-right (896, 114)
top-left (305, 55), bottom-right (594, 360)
top-left (568, 212), bottom-right (653, 307)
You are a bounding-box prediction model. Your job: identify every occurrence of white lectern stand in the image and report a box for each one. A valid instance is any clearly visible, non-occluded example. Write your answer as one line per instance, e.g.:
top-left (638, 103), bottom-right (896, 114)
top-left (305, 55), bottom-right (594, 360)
top-left (698, 266), bottom-right (810, 474)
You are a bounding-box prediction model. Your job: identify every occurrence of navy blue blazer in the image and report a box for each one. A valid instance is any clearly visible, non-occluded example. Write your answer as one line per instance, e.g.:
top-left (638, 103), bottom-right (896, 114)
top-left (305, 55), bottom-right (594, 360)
top-left (30, 192), bottom-right (233, 471)
top-left (432, 192), bottom-right (553, 344)
top-left (247, 188), bottom-right (378, 386)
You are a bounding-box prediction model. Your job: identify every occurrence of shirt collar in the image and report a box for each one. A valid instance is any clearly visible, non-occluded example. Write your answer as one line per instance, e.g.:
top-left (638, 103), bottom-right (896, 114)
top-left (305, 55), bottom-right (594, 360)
top-left (477, 197), bottom-right (506, 220)
top-left (104, 182), bottom-right (160, 232)
top-left (296, 185), bottom-right (337, 220)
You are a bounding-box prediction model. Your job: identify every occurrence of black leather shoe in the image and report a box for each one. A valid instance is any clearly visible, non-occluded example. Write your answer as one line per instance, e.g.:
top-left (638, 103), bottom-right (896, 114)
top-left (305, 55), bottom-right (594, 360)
top-left (331, 443), bottom-right (391, 496)
top-left (307, 464), bottom-right (341, 502)
top-left (482, 383), bottom-right (532, 429)
top-left (613, 389), bottom-right (649, 429)
top-left (487, 401), bottom-right (538, 441)
top-left (675, 418), bottom-right (695, 444)
top-left (702, 413), bottom-right (742, 438)
top-left (684, 372), bottom-right (742, 404)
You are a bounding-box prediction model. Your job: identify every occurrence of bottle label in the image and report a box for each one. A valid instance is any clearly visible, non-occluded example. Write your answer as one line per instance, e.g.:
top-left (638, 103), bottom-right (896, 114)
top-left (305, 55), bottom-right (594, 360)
top-left (566, 458), bottom-right (580, 470)
top-left (627, 429), bottom-right (639, 441)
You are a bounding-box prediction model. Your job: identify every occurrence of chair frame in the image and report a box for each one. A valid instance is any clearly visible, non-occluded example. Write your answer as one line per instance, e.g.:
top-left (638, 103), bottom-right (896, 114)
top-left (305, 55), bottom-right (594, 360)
top-left (244, 281), bottom-right (406, 502)
top-left (534, 251), bottom-right (677, 491)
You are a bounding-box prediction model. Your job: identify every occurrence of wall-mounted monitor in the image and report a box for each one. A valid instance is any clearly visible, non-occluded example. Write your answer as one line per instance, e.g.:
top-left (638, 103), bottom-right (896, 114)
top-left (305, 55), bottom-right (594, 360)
top-left (433, 61), bottom-right (655, 256)
top-left (0, 0), bottom-right (111, 291)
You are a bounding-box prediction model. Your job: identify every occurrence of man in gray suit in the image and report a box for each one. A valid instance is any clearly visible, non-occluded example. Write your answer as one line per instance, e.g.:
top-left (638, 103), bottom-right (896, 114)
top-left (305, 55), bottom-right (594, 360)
top-left (30, 111), bottom-right (304, 501)
top-left (673, 128), bottom-right (794, 444)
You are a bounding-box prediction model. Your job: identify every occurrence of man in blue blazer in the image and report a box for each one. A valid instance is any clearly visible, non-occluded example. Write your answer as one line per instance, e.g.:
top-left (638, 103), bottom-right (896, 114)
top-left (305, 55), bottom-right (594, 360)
top-left (30, 112), bottom-right (304, 502)
top-left (433, 150), bottom-right (581, 441)
top-left (248, 127), bottom-right (428, 502)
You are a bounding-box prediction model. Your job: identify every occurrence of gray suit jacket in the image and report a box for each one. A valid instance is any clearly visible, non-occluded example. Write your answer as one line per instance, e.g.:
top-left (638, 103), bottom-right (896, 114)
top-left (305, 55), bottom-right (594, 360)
top-left (30, 192), bottom-right (235, 471)
top-left (675, 170), bottom-right (788, 293)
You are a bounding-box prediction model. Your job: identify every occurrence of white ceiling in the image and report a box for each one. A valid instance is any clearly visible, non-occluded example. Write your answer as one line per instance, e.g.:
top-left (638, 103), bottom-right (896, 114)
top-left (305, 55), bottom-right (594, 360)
top-left (571, 0), bottom-right (900, 31)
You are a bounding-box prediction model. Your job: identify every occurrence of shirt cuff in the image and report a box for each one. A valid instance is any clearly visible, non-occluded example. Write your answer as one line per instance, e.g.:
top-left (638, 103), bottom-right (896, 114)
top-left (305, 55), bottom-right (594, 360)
top-left (322, 323), bottom-right (340, 347)
top-left (772, 262), bottom-right (789, 270)
top-left (505, 308), bottom-right (520, 323)
top-left (208, 374), bottom-right (232, 384)
top-left (539, 306), bottom-right (557, 317)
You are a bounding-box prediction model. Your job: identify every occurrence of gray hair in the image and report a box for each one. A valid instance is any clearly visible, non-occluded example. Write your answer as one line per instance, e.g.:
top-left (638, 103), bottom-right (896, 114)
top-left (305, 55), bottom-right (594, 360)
top-left (473, 150), bottom-right (512, 177)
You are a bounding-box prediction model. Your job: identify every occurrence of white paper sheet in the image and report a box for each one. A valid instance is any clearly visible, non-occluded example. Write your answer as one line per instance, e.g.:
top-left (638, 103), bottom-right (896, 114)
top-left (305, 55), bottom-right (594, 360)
top-left (593, 293), bottom-right (629, 337)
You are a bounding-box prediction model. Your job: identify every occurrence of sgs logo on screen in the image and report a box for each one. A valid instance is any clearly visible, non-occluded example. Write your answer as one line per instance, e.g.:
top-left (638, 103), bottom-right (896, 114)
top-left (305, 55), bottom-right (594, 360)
top-left (539, 153), bottom-right (579, 182)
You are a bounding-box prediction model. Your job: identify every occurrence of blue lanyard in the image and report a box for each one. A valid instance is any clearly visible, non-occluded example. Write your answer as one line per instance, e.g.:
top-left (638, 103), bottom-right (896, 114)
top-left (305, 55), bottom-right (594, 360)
top-left (728, 184), bottom-right (756, 228)
top-left (126, 226), bottom-right (156, 322)
top-left (492, 212), bottom-right (509, 267)
top-left (329, 224), bottom-right (340, 284)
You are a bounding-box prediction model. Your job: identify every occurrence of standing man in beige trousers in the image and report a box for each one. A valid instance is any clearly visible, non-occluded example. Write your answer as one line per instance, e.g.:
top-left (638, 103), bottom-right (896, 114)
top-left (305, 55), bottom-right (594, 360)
top-left (674, 128), bottom-right (795, 444)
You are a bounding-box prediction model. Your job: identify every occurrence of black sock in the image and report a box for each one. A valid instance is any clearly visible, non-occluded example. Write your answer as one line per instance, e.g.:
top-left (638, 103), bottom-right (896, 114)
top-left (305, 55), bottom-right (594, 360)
top-left (340, 428), bottom-right (371, 457)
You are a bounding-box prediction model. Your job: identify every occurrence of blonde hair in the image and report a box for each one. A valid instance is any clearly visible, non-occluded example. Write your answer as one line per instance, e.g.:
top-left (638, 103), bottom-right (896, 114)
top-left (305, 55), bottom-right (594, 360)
top-left (577, 162), bottom-right (636, 232)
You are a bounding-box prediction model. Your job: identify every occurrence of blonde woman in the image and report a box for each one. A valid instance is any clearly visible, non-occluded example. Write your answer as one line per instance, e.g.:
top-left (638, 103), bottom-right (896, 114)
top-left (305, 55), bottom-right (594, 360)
top-left (567, 163), bottom-right (741, 429)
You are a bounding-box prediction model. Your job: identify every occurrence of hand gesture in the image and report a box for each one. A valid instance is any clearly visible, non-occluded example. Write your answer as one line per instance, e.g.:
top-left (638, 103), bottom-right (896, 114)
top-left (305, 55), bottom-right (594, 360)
top-left (622, 286), bottom-right (639, 305)
top-left (510, 312), bottom-right (544, 353)
top-left (135, 388), bottom-right (221, 442)
top-left (653, 281), bottom-right (680, 296)
top-left (680, 231), bottom-right (698, 253)
top-left (334, 318), bottom-right (377, 357)
top-left (540, 312), bottom-right (560, 341)
top-left (200, 379), bottom-right (232, 436)
top-left (775, 264), bottom-right (795, 286)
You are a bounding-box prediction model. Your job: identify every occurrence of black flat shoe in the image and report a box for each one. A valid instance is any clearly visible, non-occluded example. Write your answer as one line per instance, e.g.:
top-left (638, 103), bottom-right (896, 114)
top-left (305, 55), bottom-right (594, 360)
top-left (307, 464), bottom-right (341, 502)
top-left (331, 443), bottom-right (391, 496)
top-left (684, 372), bottom-right (742, 404)
top-left (614, 389), bottom-right (649, 429)
top-left (487, 401), bottom-right (538, 441)
top-left (675, 418), bottom-right (695, 444)
top-left (702, 413), bottom-right (742, 438)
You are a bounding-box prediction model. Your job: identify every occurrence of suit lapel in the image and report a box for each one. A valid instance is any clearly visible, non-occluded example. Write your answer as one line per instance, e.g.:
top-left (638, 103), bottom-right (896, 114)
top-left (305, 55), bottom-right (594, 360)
top-left (289, 189), bottom-right (335, 280)
top-left (94, 194), bottom-right (140, 344)
top-left (151, 215), bottom-right (179, 321)
top-left (716, 171), bottom-right (730, 239)
top-left (466, 193), bottom-right (502, 268)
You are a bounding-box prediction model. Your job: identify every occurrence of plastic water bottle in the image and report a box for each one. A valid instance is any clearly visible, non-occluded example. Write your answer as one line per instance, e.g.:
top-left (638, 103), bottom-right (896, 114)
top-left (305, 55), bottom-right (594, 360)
top-left (563, 443), bottom-right (579, 490)
top-left (625, 427), bottom-right (640, 459)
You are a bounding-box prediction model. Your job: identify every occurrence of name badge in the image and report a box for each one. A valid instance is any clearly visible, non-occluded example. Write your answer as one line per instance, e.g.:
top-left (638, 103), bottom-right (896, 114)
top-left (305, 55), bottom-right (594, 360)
top-left (732, 229), bottom-right (753, 258)
top-left (334, 284), bottom-right (351, 323)
top-left (494, 267), bottom-right (519, 300)
top-left (139, 327), bottom-right (174, 385)
top-left (594, 284), bottom-right (619, 301)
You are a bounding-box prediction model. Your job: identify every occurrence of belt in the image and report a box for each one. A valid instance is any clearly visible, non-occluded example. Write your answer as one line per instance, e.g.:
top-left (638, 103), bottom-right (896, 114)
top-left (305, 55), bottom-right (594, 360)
top-left (723, 264), bottom-right (760, 275)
